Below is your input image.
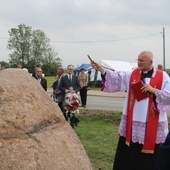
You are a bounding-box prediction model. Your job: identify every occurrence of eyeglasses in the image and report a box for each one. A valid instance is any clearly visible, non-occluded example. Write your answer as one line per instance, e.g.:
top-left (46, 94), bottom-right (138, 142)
top-left (136, 59), bottom-right (150, 63)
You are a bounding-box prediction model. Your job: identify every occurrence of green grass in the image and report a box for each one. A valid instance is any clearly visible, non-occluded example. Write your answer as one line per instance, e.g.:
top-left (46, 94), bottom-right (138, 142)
top-left (74, 110), bottom-right (170, 170)
top-left (74, 109), bottom-right (121, 170)
top-left (45, 76), bottom-right (56, 88)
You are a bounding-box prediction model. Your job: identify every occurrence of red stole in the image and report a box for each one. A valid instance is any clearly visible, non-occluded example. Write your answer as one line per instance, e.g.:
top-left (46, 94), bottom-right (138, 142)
top-left (126, 68), bottom-right (163, 153)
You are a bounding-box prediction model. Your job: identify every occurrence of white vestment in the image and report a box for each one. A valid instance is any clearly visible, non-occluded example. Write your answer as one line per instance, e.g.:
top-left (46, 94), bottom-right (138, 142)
top-left (102, 68), bottom-right (170, 144)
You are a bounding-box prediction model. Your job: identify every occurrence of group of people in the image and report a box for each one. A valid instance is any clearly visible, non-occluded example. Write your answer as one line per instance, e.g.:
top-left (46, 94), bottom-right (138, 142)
top-left (91, 50), bottom-right (170, 170)
top-left (51, 64), bottom-right (89, 128)
top-left (48, 51), bottom-right (170, 169)
top-left (1, 51), bottom-right (170, 169)
top-left (50, 51), bottom-right (169, 157)
top-left (3, 62), bottom-right (88, 129)
top-left (28, 64), bottom-right (88, 128)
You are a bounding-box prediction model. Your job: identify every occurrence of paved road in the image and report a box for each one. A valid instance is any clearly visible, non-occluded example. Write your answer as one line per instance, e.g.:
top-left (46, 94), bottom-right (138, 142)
top-left (47, 88), bottom-right (126, 98)
top-left (84, 96), bottom-right (125, 111)
top-left (47, 88), bottom-right (126, 111)
top-left (47, 88), bottom-right (170, 116)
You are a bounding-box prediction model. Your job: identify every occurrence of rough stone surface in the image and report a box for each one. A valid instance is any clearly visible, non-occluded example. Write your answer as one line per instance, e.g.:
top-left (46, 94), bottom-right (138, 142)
top-left (0, 68), bottom-right (93, 170)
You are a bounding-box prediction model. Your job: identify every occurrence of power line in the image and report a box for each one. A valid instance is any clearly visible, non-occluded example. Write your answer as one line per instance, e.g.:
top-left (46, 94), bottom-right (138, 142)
top-left (50, 32), bottom-right (162, 43)
top-left (0, 32), bottom-right (162, 43)
top-left (0, 37), bottom-right (9, 40)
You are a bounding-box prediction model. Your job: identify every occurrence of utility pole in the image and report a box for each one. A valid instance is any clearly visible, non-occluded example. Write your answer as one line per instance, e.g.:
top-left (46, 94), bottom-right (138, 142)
top-left (163, 27), bottom-right (165, 71)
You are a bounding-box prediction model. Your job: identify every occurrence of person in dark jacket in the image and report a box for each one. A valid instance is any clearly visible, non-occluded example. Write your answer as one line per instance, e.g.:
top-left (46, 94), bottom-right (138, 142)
top-left (32, 66), bottom-right (38, 78)
top-left (52, 67), bottom-right (65, 111)
top-left (34, 67), bottom-right (47, 91)
top-left (157, 130), bottom-right (170, 170)
top-left (59, 64), bottom-right (81, 128)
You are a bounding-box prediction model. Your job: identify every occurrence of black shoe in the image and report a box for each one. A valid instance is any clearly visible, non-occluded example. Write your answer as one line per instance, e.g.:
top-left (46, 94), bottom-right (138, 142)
top-left (75, 118), bottom-right (80, 126)
top-left (71, 124), bottom-right (74, 128)
top-left (81, 104), bottom-right (86, 108)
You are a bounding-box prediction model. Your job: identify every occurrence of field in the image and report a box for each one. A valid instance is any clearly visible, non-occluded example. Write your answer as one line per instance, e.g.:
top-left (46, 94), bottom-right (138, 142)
top-left (73, 109), bottom-right (170, 170)
top-left (74, 109), bottom-right (121, 170)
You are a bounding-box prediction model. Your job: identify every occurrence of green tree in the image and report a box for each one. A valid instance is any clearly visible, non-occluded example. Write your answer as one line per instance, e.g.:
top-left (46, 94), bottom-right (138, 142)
top-left (7, 24), bottom-right (63, 75)
top-left (44, 47), bottom-right (57, 64)
top-left (7, 24), bottom-right (32, 65)
top-left (31, 29), bottom-right (50, 66)
top-left (42, 47), bottom-right (63, 75)
top-left (0, 61), bottom-right (10, 68)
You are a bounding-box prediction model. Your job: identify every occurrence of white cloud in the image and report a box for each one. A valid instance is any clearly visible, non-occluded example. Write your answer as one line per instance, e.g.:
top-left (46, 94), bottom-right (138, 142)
top-left (0, 0), bottom-right (170, 68)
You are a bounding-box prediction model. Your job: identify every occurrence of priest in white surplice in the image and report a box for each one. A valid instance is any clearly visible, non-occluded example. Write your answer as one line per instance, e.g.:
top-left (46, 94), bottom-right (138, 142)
top-left (91, 51), bottom-right (170, 170)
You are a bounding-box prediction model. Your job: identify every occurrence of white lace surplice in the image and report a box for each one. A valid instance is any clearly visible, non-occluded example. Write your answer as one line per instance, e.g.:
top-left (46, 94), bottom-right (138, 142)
top-left (102, 69), bottom-right (170, 144)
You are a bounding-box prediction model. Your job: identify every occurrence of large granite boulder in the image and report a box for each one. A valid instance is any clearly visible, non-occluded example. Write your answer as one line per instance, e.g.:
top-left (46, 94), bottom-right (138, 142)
top-left (0, 68), bottom-right (93, 170)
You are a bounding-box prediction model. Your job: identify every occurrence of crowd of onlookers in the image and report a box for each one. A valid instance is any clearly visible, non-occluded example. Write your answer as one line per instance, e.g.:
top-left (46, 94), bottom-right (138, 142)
top-left (51, 65), bottom-right (89, 128)
top-left (0, 62), bottom-right (166, 129)
top-left (31, 64), bottom-right (89, 128)
top-left (1, 58), bottom-right (170, 169)
top-left (0, 63), bottom-right (89, 128)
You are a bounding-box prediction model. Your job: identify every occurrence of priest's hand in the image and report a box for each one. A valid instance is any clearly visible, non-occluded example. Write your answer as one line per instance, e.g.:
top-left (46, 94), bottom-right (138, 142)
top-left (91, 61), bottom-right (105, 74)
top-left (141, 84), bottom-right (156, 94)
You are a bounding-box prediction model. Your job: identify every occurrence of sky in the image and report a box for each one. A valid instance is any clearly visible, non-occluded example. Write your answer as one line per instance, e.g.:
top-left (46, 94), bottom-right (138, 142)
top-left (0, 0), bottom-right (170, 69)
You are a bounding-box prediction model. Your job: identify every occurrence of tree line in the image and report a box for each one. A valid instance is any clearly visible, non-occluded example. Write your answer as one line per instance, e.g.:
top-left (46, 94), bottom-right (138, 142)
top-left (0, 24), bottom-right (62, 76)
